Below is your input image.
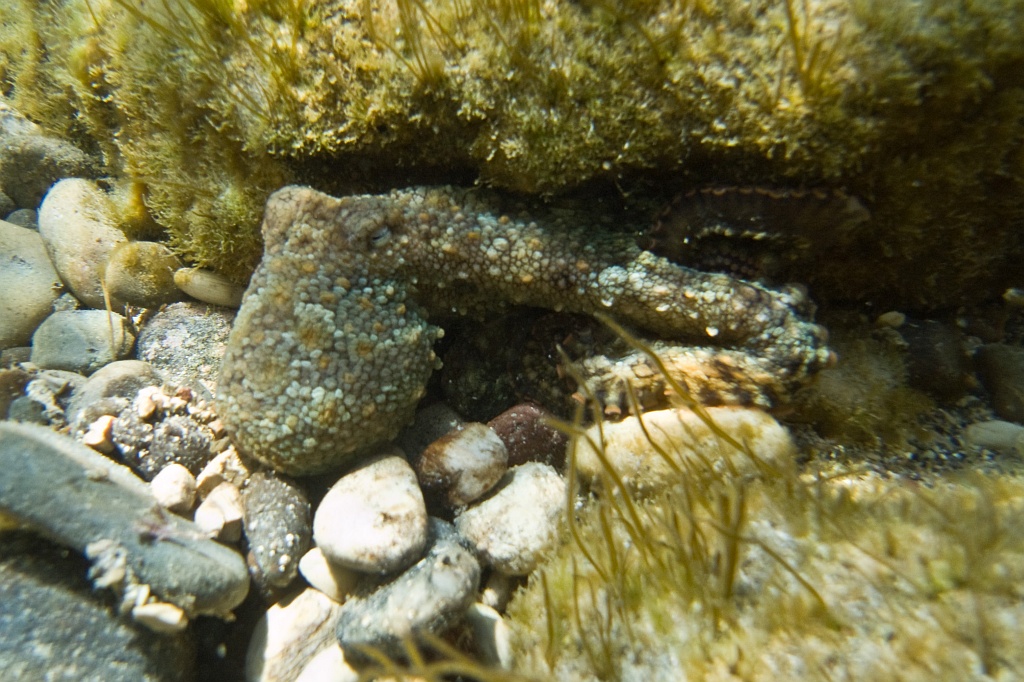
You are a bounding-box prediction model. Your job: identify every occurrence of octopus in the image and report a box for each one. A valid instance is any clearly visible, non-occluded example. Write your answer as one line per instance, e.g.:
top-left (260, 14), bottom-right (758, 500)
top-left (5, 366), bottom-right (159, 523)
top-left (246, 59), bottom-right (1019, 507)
top-left (217, 185), bottom-right (837, 475)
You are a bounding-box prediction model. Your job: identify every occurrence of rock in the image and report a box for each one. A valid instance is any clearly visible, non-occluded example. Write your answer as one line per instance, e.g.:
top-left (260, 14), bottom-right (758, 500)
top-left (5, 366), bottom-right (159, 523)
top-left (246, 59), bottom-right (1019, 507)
top-left (4, 208), bottom-right (37, 230)
top-left (395, 401), bottom-right (465, 459)
top-left (30, 309), bottom-right (135, 375)
top-left (466, 602), bottom-right (514, 669)
top-left (0, 531), bottom-right (195, 681)
top-left (294, 644), bottom-right (357, 682)
top-left (65, 359), bottom-right (162, 433)
top-left (897, 318), bottom-right (971, 400)
top-left (414, 422), bottom-right (508, 507)
top-left (149, 462), bottom-right (197, 513)
top-left (0, 220), bottom-right (62, 349)
top-left (112, 384), bottom-right (219, 479)
top-left (0, 105), bottom-right (98, 208)
top-left (131, 601), bottom-right (189, 635)
top-left (573, 406), bottom-right (796, 494)
top-left (245, 588), bottom-right (349, 682)
top-left (313, 452), bottom-right (428, 575)
top-left (37, 178), bottom-right (126, 309)
top-left (173, 267), bottom-right (245, 308)
top-left (83, 413), bottom-right (117, 454)
top-left (298, 548), bottom-right (361, 603)
top-left (19, 368), bottom-right (85, 428)
top-left (334, 518), bottom-right (480, 666)
top-left (135, 302), bottom-right (234, 396)
top-left (195, 482), bottom-right (245, 542)
top-left (487, 402), bottom-right (568, 469)
top-left (455, 462), bottom-right (565, 576)
top-left (242, 471), bottom-right (312, 593)
top-left (963, 420), bottom-right (1024, 456)
top-left (196, 446), bottom-right (255, 498)
top-left (104, 241), bottom-right (185, 308)
top-left (0, 422), bottom-right (250, 617)
top-left (976, 344), bottom-right (1024, 422)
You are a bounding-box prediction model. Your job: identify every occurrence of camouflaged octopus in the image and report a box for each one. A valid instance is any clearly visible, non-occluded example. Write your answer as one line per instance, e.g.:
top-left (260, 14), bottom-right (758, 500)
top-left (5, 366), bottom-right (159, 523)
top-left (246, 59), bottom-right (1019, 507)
top-left (217, 186), bottom-right (835, 475)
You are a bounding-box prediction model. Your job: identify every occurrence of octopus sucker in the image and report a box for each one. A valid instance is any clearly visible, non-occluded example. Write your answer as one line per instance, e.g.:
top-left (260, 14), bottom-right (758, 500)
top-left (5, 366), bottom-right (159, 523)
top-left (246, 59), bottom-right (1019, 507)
top-left (218, 185), bottom-right (834, 475)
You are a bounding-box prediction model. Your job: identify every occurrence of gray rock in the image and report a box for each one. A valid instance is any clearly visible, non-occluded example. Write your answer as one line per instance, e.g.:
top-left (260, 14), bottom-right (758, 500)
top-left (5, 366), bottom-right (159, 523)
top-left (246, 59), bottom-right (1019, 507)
top-left (0, 104), bottom-right (98, 208)
top-left (37, 178), bottom-right (126, 309)
top-left (0, 422), bottom-right (250, 617)
top-left (5, 208), bottom-right (37, 230)
top-left (976, 344), bottom-right (1024, 422)
top-left (31, 309), bottom-right (135, 375)
top-left (65, 359), bottom-right (162, 434)
top-left (136, 302), bottom-right (234, 396)
top-left (105, 241), bottom-right (185, 308)
top-left (0, 531), bottom-right (195, 682)
top-left (0, 219), bottom-right (62, 349)
top-left (414, 422), bottom-right (508, 508)
top-left (242, 471), bottom-right (312, 594)
top-left (335, 518), bottom-right (480, 666)
top-left (313, 452), bottom-right (428, 575)
top-left (20, 369), bottom-right (86, 428)
top-left (455, 462), bottom-right (566, 576)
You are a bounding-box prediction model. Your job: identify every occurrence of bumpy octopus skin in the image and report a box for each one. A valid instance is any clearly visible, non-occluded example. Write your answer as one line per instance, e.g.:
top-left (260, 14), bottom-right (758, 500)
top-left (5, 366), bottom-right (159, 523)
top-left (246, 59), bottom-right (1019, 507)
top-left (217, 186), bottom-right (833, 475)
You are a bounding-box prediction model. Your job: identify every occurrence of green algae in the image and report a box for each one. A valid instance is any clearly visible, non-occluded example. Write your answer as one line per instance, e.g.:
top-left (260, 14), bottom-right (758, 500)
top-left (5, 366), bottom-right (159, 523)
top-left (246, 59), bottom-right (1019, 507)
top-left (1, 0), bottom-right (1022, 304)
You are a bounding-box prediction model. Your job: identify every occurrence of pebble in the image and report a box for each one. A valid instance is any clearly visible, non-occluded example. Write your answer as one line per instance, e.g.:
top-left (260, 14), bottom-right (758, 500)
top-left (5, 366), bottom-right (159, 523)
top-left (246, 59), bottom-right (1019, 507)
top-left (487, 402), bottom-right (568, 468)
top-left (37, 178), bottom-right (126, 309)
top-left (194, 482), bottom-right (244, 542)
top-left (242, 471), bottom-right (312, 593)
top-left (455, 462), bottom-right (566, 576)
top-left (112, 386), bottom-right (216, 480)
top-left (104, 241), bottom-right (185, 308)
top-left (334, 518), bottom-right (481, 666)
top-left (414, 422), bottom-right (509, 508)
top-left (135, 302), bottom-right (234, 396)
top-left (395, 401), bottom-right (465, 459)
top-left (898, 318), bottom-right (970, 400)
top-left (572, 406), bottom-right (796, 494)
top-left (131, 601), bottom-right (189, 635)
top-left (0, 104), bottom-right (98, 208)
top-left (466, 602), bottom-right (514, 669)
top-left (298, 547), bottom-right (361, 603)
top-left (83, 413), bottom-right (118, 454)
top-left (173, 267), bottom-right (245, 308)
top-left (313, 452), bottom-right (428, 575)
top-left (0, 219), bottom-right (62, 349)
top-left (976, 344), bottom-right (1024, 422)
top-left (963, 420), bottom-right (1024, 456)
top-left (4, 207), bottom-right (37, 229)
top-left (294, 644), bottom-right (357, 682)
top-left (19, 368), bottom-right (86, 427)
top-left (65, 359), bottom-right (162, 434)
top-left (0, 530), bottom-right (195, 681)
top-left (245, 587), bottom-right (349, 682)
top-left (0, 422), bottom-right (250, 617)
top-left (149, 462), bottom-right (197, 513)
top-left (30, 309), bottom-right (135, 375)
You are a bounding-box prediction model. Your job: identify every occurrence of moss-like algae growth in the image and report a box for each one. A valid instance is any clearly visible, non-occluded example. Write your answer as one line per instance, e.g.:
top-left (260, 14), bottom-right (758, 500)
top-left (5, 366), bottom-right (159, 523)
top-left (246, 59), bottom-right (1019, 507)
top-left (1, 0), bottom-right (1023, 304)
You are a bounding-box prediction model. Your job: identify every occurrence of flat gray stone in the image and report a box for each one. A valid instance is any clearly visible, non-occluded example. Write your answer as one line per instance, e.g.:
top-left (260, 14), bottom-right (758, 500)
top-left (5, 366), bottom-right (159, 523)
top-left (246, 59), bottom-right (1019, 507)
top-left (0, 531), bottom-right (195, 681)
top-left (0, 422), bottom-right (250, 617)
top-left (0, 219), bottom-right (62, 349)
top-left (135, 302), bottom-right (234, 397)
top-left (335, 518), bottom-right (480, 666)
top-left (31, 309), bottom-right (135, 375)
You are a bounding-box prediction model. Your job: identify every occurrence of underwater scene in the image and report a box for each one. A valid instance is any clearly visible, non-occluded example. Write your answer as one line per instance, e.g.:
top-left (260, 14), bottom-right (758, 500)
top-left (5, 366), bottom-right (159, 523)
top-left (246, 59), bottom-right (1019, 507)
top-left (1, 0), bottom-right (1024, 679)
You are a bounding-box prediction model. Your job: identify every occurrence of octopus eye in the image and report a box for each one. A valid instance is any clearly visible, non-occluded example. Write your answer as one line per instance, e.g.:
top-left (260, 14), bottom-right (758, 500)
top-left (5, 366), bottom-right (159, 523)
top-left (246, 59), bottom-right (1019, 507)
top-left (368, 224), bottom-right (392, 248)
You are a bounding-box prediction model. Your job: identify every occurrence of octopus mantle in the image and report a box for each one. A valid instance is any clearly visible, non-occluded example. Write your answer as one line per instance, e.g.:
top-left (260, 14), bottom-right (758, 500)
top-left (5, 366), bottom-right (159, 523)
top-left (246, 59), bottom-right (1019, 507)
top-left (217, 186), bottom-right (832, 475)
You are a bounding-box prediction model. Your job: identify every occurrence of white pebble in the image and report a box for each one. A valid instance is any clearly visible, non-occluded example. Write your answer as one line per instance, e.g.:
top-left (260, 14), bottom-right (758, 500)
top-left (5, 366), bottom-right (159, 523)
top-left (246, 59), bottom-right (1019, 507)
top-left (246, 588), bottom-right (346, 682)
top-left (415, 422), bottom-right (508, 507)
top-left (132, 601), bottom-right (188, 634)
top-left (149, 462), bottom-right (197, 513)
top-left (194, 482), bottom-right (243, 542)
top-left (313, 450), bottom-right (427, 574)
top-left (297, 547), bottom-right (360, 603)
top-left (466, 602), bottom-right (513, 670)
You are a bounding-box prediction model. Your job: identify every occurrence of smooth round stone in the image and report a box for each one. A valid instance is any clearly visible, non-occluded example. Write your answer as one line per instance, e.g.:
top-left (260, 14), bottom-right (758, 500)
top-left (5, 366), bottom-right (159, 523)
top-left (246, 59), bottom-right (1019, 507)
top-left (37, 178), bottom-right (127, 309)
top-left (242, 471), bottom-right (312, 593)
top-left (414, 422), bottom-right (508, 507)
top-left (0, 105), bottom-right (98, 209)
top-left (298, 547), bottom-right (361, 603)
top-left (4, 208), bottom-right (37, 230)
top-left (65, 359), bottom-right (161, 433)
top-left (334, 518), bottom-right (480, 666)
top-left (30, 309), bottom-right (135, 375)
top-left (135, 302), bottom-right (234, 396)
top-left (173, 267), bottom-right (244, 308)
top-left (395, 401), bottom-right (465, 459)
top-left (455, 462), bottom-right (566, 576)
top-left (573, 406), bottom-right (796, 494)
top-left (487, 402), bottom-right (568, 468)
top-left (0, 220), bottom-right (62, 349)
top-left (0, 531), bottom-right (195, 681)
top-left (150, 462), bottom-right (197, 513)
top-left (964, 420), bottom-right (1024, 456)
top-left (245, 587), bottom-right (349, 682)
top-left (104, 241), bottom-right (185, 308)
top-left (313, 452), bottom-right (428, 575)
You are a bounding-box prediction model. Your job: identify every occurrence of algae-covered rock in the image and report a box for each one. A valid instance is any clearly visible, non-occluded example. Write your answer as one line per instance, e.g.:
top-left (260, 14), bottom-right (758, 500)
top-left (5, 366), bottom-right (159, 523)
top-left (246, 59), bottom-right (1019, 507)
top-left (1, 0), bottom-right (1022, 306)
